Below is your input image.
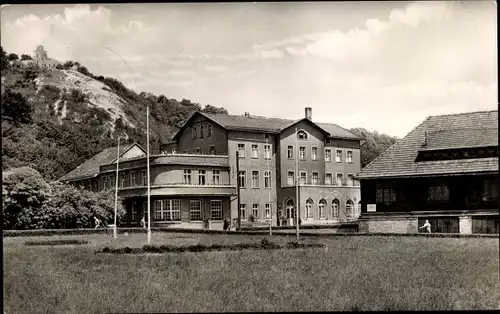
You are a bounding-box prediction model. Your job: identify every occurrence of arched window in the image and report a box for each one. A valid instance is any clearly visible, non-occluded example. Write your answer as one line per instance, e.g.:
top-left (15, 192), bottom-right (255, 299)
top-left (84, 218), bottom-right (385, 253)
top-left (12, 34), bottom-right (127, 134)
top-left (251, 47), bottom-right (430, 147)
top-left (200, 125), bottom-right (204, 138)
top-left (346, 200), bottom-right (354, 217)
top-left (192, 127), bottom-right (197, 139)
top-left (332, 199), bottom-right (340, 218)
top-left (297, 130), bottom-right (308, 140)
top-left (358, 201), bottom-right (362, 217)
top-left (305, 198), bottom-right (313, 219)
top-left (286, 199), bottom-right (294, 219)
top-left (319, 199), bottom-right (326, 219)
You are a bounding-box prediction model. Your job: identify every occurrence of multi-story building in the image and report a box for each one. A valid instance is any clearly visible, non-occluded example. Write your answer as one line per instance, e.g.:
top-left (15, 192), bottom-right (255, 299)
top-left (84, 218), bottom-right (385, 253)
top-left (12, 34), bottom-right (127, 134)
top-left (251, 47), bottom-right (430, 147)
top-left (356, 110), bottom-right (498, 234)
top-left (60, 107), bottom-right (362, 228)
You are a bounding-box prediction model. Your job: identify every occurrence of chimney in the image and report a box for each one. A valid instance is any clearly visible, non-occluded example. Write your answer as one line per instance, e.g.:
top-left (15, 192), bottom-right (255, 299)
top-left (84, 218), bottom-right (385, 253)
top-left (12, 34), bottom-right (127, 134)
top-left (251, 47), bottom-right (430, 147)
top-left (244, 112), bottom-right (250, 117)
top-left (305, 107), bottom-right (312, 120)
top-left (422, 130), bottom-right (428, 147)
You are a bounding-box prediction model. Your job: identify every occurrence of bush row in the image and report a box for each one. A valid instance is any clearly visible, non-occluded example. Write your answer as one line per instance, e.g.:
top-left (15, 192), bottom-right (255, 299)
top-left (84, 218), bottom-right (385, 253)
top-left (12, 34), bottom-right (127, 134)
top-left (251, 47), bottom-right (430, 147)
top-left (24, 239), bottom-right (90, 246)
top-left (98, 239), bottom-right (326, 254)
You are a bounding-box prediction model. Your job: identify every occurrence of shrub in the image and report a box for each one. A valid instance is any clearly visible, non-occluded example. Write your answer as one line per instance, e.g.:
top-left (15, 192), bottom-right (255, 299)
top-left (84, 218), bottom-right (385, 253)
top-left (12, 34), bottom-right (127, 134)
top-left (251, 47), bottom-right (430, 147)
top-left (2, 167), bottom-right (125, 230)
top-left (248, 215), bottom-right (255, 223)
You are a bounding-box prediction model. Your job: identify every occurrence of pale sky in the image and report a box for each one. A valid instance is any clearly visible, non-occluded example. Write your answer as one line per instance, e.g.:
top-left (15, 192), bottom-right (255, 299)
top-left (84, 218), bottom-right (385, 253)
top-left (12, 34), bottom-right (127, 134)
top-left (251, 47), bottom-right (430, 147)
top-left (1, 1), bottom-right (497, 137)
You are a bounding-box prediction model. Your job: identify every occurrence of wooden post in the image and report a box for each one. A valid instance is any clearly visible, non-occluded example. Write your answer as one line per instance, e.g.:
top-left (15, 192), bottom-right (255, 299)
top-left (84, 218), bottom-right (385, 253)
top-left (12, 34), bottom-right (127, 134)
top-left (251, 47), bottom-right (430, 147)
top-left (236, 151), bottom-right (241, 231)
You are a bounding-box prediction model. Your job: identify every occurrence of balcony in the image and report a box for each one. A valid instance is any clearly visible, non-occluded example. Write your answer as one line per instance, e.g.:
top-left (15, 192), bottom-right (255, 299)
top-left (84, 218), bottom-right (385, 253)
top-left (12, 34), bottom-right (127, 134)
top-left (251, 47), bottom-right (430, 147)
top-left (118, 184), bottom-right (236, 198)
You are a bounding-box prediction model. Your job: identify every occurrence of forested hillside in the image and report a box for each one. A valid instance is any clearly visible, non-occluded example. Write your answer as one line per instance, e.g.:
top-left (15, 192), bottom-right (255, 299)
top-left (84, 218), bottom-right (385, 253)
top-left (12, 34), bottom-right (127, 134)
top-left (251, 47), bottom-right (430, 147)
top-left (349, 128), bottom-right (399, 168)
top-left (2, 46), bottom-right (397, 182)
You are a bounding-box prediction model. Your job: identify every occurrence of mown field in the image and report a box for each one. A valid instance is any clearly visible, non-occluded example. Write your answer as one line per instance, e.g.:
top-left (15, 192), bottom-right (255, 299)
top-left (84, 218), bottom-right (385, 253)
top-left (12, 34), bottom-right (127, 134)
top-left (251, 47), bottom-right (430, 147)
top-left (3, 232), bottom-right (500, 313)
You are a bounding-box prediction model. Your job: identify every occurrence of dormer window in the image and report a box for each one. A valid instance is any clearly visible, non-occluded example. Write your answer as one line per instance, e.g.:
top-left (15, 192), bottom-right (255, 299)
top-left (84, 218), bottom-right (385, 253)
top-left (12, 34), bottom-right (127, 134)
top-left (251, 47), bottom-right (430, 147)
top-left (297, 130), bottom-right (308, 140)
top-left (192, 127), bottom-right (197, 139)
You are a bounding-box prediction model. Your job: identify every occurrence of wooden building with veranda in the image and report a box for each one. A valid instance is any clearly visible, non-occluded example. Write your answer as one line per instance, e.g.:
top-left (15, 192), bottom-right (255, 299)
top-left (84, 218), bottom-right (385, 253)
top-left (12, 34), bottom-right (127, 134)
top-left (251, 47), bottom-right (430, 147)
top-left (356, 110), bottom-right (498, 234)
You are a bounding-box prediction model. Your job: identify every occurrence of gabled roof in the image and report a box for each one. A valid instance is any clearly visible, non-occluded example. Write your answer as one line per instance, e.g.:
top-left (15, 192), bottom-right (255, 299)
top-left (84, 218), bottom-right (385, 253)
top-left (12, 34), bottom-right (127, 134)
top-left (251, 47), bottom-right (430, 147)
top-left (357, 110), bottom-right (499, 180)
top-left (172, 111), bottom-right (360, 141)
top-left (58, 143), bottom-right (145, 182)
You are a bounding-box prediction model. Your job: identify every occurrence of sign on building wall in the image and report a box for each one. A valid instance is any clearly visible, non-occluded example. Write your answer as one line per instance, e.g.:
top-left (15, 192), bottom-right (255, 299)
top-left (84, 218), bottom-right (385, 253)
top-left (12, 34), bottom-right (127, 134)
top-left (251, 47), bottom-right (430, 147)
top-left (367, 204), bottom-right (376, 212)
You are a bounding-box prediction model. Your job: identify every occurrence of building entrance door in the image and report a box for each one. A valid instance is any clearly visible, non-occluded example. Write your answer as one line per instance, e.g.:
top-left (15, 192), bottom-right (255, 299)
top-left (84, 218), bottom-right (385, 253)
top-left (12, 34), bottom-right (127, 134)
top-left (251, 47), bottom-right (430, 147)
top-left (286, 199), bottom-right (294, 226)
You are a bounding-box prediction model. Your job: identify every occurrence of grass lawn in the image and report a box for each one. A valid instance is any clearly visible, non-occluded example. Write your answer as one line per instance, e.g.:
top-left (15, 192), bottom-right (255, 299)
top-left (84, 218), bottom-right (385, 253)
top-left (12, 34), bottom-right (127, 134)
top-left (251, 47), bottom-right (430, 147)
top-left (3, 232), bottom-right (499, 312)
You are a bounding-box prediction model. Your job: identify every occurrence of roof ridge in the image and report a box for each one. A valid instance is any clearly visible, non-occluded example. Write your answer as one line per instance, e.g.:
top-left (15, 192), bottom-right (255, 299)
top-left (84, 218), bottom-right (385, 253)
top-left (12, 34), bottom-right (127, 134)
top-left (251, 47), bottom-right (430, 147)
top-left (317, 121), bottom-right (360, 139)
top-left (428, 109), bottom-right (498, 119)
top-left (360, 116), bottom-right (431, 173)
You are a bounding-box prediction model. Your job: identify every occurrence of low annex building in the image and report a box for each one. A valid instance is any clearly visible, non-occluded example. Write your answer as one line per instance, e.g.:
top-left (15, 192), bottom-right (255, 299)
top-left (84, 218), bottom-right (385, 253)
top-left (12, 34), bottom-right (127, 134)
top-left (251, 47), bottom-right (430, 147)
top-left (60, 107), bottom-right (362, 229)
top-left (356, 110), bottom-right (499, 235)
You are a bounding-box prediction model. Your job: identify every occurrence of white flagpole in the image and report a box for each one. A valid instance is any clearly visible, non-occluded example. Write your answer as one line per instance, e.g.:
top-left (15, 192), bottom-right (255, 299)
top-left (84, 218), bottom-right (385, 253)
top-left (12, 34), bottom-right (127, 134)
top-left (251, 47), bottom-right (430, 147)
top-left (266, 136), bottom-right (272, 236)
top-left (113, 137), bottom-right (120, 239)
top-left (295, 127), bottom-right (300, 241)
top-left (147, 107), bottom-right (152, 245)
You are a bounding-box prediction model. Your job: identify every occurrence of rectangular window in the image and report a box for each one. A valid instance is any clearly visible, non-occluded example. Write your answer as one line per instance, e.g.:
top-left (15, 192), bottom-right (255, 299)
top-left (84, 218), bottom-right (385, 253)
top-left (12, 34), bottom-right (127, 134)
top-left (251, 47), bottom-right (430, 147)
top-left (287, 171), bottom-right (295, 186)
top-left (209, 145), bottom-right (216, 155)
top-left (163, 199), bottom-right (181, 221)
top-left (483, 179), bottom-right (499, 201)
top-left (427, 184), bottom-right (450, 202)
top-left (325, 149), bottom-right (332, 162)
top-left (312, 172), bottom-right (319, 185)
top-left (143, 202), bottom-right (148, 222)
top-left (132, 202), bottom-right (138, 221)
top-left (212, 170), bottom-right (220, 185)
top-left (103, 176), bottom-right (107, 189)
top-left (109, 175), bottom-right (115, 189)
top-left (265, 203), bottom-right (271, 220)
top-left (347, 174), bottom-right (354, 187)
top-left (336, 173), bottom-right (343, 186)
top-left (252, 204), bottom-right (259, 220)
top-left (207, 125), bottom-right (212, 137)
top-left (264, 144), bottom-right (271, 159)
top-left (130, 172), bottom-right (136, 186)
top-left (311, 147), bottom-right (318, 160)
top-left (198, 170), bottom-right (206, 185)
top-left (119, 173), bottom-right (125, 188)
top-left (239, 204), bottom-right (247, 219)
top-left (287, 145), bottom-right (294, 159)
top-left (251, 144), bottom-right (259, 158)
top-left (299, 146), bottom-right (306, 160)
top-left (238, 171), bottom-right (246, 188)
top-left (237, 144), bottom-right (245, 158)
top-left (336, 150), bottom-right (342, 163)
top-left (376, 183), bottom-right (397, 205)
top-left (347, 150), bottom-right (353, 163)
top-left (154, 200), bottom-right (165, 220)
top-left (264, 171), bottom-right (271, 188)
top-left (252, 170), bottom-right (259, 188)
top-left (190, 200), bottom-right (202, 221)
top-left (183, 169), bottom-right (192, 184)
top-left (141, 170), bottom-right (146, 186)
top-left (210, 200), bottom-right (223, 220)
top-left (325, 173), bottom-right (332, 185)
top-left (300, 171), bottom-right (307, 185)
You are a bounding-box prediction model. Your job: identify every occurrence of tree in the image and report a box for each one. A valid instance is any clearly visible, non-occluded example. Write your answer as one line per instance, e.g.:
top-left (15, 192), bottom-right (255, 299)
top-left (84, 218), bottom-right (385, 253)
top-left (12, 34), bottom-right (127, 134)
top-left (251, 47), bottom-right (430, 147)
top-left (20, 54), bottom-right (32, 61)
top-left (1, 89), bottom-right (32, 123)
top-left (0, 46), bottom-right (9, 70)
top-left (202, 104), bottom-right (228, 115)
top-left (7, 53), bottom-right (19, 61)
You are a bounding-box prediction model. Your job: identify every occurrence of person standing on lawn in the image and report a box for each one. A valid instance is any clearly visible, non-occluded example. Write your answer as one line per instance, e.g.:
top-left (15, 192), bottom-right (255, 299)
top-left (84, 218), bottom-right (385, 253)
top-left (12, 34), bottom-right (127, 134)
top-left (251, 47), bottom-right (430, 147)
top-left (140, 216), bottom-right (146, 229)
top-left (419, 220), bottom-right (432, 233)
